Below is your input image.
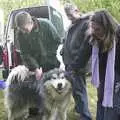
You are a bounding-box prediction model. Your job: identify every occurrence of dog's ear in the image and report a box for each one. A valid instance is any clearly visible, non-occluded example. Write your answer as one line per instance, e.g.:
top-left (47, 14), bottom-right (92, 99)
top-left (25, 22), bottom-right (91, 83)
top-left (43, 80), bottom-right (52, 95)
top-left (40, 72), bottom-right (50, 83)
top-left (41, 69), bottom-right (56, 83)
top-left (44, 81), bottom-right (50, 88)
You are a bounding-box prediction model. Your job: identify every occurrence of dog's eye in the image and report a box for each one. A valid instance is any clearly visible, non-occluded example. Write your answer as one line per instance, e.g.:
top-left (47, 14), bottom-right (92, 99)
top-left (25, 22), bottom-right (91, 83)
top-left (52, 76), bottom-right (57, 79)
top-left (61, 76), bottom-right (64, 79)
top-left (52, 74), bottom-right (57, 79)
top-left (59, 73), bottom-right (64, 79)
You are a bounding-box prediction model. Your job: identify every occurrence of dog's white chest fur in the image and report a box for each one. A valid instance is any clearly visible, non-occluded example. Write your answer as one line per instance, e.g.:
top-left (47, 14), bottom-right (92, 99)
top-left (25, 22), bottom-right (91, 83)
top-left (43, 70), bottom-right (72, 120)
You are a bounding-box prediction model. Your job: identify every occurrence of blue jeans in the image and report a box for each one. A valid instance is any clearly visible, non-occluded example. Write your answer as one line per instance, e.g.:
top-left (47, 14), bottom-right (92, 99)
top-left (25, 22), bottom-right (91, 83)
top-left (65, 66), bottom-right (92, 120)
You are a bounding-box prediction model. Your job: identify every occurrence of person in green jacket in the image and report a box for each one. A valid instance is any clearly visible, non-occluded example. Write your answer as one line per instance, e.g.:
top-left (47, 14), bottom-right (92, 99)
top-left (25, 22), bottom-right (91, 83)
top-left (15, 11), bottom-right (61, 117)
top-left (15, 11), bottom-right (61, 80)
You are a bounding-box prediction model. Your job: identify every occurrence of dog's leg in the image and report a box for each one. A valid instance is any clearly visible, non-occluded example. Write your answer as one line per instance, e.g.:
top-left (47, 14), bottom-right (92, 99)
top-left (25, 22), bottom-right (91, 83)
top-left (8, 110), bottom-right (14, 120)
top-left (42, 115), bottom-right (47, 120)
top-left (47, 108), bottom-right (58, 120)
top-left (57, 110), bottom-right (67, 120)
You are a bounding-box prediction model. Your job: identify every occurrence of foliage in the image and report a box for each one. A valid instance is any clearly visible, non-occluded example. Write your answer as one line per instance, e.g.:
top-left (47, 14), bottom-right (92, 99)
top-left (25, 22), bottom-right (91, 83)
top-left (0, 0), bottom-right (120, 23)
top-left (62, 0), bottom-right (120, 22)
top-left (0, 0), bottom-right (44, 23)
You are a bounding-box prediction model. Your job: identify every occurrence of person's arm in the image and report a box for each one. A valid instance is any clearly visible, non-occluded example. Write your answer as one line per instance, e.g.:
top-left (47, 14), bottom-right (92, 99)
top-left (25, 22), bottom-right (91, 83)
top-left (71, 36), bottom-right (92, 70)
top-left (22, 54), bottom-right (39, 71)
top-left (37, 19), bottom-right (61, 68)
top-left (48, 20), bottom-right (61, 44)
top-left (69, 21), bottom-right (92, 70)
top-left (19, 35), bottom-right (43, 80)
top-left (17, 31), bottom-right (39, 71)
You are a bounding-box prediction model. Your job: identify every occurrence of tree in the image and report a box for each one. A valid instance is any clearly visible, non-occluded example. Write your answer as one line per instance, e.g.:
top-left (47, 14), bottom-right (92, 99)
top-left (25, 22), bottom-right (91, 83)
top-left (0, 0), bottom-right (44, 23)
top-left (62, 0), bottom-right (120, 22)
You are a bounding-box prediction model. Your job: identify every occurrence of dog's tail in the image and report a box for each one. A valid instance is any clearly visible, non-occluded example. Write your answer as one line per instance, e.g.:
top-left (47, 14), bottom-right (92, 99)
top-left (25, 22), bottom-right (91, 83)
top-left (56, 44), bottom-right (65, 70)
top-left (6, 65), bottom-right (29, 86)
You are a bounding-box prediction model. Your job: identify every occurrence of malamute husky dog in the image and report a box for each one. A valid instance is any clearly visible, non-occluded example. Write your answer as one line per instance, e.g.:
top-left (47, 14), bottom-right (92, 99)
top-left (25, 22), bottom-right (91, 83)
top-left (4, 66), bottom-right (72, 120)
top-left (4, 65), bottom-right (44, 120)
top-left (43, 68), bottom-right (72, 120)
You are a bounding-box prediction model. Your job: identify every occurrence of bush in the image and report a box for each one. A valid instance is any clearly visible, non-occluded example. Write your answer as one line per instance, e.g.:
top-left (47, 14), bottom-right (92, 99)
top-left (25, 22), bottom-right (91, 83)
top-left (64, 0), bottom-right (120, 22)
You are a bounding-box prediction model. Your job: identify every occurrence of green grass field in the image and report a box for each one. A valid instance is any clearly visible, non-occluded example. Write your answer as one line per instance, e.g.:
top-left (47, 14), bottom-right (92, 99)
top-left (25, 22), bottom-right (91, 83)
top-left (0, 76), bottom-right (97, 120)
top-left (87, 80), bottom-right (97, 120)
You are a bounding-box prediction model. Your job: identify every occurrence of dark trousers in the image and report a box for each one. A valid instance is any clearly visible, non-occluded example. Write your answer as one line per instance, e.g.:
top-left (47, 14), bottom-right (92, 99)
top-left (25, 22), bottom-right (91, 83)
top-left (96, 102), bottom-right (120, 120)
top-left (65, 66), bottom-right (92, 120)
top-left (29, 108), bottom-right (39, 116)
top-left (96, 79), bottom-right (120, 120)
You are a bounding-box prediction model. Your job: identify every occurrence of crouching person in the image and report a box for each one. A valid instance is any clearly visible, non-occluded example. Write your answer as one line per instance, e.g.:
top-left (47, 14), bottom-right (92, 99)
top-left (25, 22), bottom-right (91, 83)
top-left (15, 11), bottom-right (61, 117)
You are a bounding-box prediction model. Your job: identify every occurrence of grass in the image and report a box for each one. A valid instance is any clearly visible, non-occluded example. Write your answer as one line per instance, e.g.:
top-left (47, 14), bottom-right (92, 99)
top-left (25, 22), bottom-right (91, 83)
top-left (0, 90), bottom-right (6, 120)
top-left (0, 76), bottom-right (97, 120)
top-left (87, 78), bottom-right (97, 120)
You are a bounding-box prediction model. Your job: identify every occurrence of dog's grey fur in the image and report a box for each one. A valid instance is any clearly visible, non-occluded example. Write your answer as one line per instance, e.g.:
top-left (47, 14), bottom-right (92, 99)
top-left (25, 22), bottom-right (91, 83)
top-left (4, 65), bottom-right (44, 120)
top-left (43, 68), bottom-right (72, 120)
top-left (4, 66), bottom-right (72, 120)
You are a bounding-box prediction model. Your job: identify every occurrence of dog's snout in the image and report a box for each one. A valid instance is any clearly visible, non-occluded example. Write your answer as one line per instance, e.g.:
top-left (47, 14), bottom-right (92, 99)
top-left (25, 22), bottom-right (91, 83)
top-left (57, 83), bottom-right (62, 89)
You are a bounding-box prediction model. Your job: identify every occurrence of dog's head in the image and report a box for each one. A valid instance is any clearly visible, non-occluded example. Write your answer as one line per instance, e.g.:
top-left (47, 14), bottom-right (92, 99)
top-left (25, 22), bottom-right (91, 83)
top-left (43, 68), bottom-right (72, 100)
top-left (6, 65), bottom-right (42, 91)
top-left (6, 65), bottom-right (30, 86)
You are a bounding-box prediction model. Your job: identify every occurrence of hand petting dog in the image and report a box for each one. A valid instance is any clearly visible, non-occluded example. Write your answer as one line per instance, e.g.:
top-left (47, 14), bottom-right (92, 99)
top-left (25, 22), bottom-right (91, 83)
top-left (35, 67), bottom-right (43, 80)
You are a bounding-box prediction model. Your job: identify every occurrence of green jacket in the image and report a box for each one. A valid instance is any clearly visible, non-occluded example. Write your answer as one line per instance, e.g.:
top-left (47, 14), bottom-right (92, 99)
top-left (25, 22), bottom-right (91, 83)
top-left (17, 18), bottom-right (61, 71)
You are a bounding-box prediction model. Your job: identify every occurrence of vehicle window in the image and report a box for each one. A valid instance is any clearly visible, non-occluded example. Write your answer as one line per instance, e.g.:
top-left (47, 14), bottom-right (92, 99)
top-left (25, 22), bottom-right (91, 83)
top-left (50, 8), bottom-right (65, 38)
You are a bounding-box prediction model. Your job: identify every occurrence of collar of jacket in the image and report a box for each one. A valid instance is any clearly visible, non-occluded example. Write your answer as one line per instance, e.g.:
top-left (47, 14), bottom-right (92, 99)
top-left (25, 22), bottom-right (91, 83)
top-left (32, 17), bottom-right (40, 33)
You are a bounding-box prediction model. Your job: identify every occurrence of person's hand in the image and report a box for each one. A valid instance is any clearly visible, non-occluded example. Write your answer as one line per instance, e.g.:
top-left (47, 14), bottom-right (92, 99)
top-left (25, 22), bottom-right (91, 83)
top-left (35, 68), bottom-right (43, 80)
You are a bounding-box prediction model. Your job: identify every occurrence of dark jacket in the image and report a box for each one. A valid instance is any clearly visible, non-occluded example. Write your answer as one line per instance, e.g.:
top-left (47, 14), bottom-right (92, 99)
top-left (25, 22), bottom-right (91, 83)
top-left (63, 16), bottom-right (92, 71)
top-left (16, 18), bottom-right (61, 72)
top-left (63, 13), bottom-right (120, 112)
top-left (91, 30), bottom-right (120, 114)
